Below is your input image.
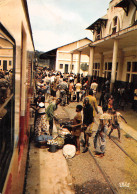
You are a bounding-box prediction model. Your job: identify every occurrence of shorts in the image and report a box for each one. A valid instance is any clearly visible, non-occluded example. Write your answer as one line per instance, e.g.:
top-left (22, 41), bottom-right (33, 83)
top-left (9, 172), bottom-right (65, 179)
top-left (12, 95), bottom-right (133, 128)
top-left (84, 123), bottom-right (93, 136)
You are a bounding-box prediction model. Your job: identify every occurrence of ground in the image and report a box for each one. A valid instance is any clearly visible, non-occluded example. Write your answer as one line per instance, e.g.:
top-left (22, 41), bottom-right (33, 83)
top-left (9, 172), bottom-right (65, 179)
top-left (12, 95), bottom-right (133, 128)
top-left (24, 97), bottom-right (137, 194)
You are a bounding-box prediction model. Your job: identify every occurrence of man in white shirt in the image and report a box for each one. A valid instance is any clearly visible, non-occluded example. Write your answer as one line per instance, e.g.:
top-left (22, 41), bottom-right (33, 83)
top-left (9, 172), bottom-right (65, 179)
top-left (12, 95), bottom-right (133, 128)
top-left (76, 81), bottom-right (82, 102)
top-left (90, 80), bottom-right (98, 97)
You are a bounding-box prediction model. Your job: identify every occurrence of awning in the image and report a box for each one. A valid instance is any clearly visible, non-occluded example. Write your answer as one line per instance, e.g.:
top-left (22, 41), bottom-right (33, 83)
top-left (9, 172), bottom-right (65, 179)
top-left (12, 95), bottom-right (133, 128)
top-left (115, 0), bottom-right (137, 15)
top-left (86, 18), bottom-right (108, 31)
top-left (115, 0), bottom-right (129, 8)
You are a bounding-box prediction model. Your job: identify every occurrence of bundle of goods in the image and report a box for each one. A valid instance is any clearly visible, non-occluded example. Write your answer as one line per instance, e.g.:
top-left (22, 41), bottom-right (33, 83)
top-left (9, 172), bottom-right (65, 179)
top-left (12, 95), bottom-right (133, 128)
top-left (58, 127), bottom-right (71, 137)
top-left (35, 135), bottom-right (53, 147)
top-left (63, 144), bottom-right (76, 159)
top-left (47, 135), bottom-right (64, 149)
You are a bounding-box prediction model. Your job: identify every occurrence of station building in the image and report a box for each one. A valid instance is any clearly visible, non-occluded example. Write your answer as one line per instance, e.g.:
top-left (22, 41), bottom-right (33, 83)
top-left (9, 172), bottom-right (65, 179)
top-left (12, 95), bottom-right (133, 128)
top-left (40, 38), bottom-right (92, 75)
top-left (71, 0), bottom-right (137, 92)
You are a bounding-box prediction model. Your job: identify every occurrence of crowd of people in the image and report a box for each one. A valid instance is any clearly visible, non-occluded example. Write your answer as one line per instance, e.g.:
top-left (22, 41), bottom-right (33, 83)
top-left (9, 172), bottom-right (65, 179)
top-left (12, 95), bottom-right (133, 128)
top-left (0, 69), bottom-right (13, 104)
top-left (32, 67), bottom-right (137, 157)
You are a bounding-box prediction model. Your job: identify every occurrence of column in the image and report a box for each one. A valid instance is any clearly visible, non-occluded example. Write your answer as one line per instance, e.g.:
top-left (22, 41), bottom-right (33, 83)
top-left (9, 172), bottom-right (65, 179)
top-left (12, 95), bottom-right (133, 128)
top-left (110, 39), bottom-right (119, 92)
top-left (88, 46), bottom-right (94, 85)
top-left (70, 53), bottom-right (73, 73)
top-left (99, 52), bottom-right (104, 77)
top-left (77, 51), bottom-right (81, 74)
top-left (117, 49), bottom-right (124, 81)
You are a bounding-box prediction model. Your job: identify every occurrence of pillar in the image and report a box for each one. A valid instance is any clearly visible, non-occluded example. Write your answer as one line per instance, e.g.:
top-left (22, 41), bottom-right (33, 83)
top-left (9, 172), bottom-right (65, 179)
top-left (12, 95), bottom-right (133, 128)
top-left (77, 51), bottom-right (81, 74)
top-left (70, 53), bottom-right (73, 73)
top-left (110, 39), bottom-right (118, 93)
top-left (77, 51), bottom-right (81, 82)
top-left (99, 52), bottom-right (104, 77)
top-left (117, 49), bottom-right (124, 81)
top-left (88, 46), bottom-right (94, 85)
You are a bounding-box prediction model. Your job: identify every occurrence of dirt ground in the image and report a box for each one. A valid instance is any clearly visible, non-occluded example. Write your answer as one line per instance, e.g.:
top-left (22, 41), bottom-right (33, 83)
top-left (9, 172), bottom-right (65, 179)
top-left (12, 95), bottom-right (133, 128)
top-left (63, 102), bottom-right (137, 194)
top-left (25, 98), bottom-right (137, 194)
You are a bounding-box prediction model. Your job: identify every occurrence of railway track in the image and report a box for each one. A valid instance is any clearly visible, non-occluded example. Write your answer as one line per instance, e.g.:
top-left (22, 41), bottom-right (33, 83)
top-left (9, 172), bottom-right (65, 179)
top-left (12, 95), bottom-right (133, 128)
top-left (88, 149), bottom-right (118, 194)
top-left (108, 136), bottom-right (137, 165)
top-left (62, 104), bottom-right (137, 193)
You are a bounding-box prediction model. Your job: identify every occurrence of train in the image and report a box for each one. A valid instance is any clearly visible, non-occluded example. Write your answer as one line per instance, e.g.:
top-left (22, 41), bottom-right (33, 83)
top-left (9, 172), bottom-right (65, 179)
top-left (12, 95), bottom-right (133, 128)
top-left (0, 0), bottom-right (35, 193)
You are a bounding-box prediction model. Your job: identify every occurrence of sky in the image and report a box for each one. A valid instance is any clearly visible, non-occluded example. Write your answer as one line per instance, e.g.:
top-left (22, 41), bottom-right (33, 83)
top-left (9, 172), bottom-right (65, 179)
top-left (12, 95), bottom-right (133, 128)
top-left (27, 0), bottom-right (110, 52)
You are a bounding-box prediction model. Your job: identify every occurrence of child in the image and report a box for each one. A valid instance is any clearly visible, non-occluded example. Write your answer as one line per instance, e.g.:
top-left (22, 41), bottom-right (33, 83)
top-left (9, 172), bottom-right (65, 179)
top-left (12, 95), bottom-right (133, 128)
top-left (108, 109), bottom-right (127, 142)
top-left (70, 105), bottom-right (83, 155)
top-left (94, 105), bottom-right (111, 157)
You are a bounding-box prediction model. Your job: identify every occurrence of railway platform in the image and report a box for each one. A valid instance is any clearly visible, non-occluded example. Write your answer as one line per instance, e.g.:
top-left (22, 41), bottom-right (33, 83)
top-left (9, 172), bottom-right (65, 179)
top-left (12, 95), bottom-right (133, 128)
top-left (24, 101), bottom-right (137, 194)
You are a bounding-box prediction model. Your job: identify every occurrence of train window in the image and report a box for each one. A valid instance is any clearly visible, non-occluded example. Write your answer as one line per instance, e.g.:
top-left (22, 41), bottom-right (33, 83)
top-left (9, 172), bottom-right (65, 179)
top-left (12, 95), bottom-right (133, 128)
top-left (0, 23), bottom-right (15, 192)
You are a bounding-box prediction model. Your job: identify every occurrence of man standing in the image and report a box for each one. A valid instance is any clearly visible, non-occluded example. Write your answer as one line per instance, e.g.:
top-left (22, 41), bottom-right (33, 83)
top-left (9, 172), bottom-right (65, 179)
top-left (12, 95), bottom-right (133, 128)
top-left (90, 80), bottom-right (98, 97)
top-left (58, 78), bottom-right (68, 106)
top-left (86, 89), bottom-right (99, 119)
top-left (75, 81), bottom-right (82, 102)
top-left (46, 98), bottom-right (62, 136)
top-left (82, 97), bottom-right (93, 153)
top-left (70, 105), bottom-right (83, 155)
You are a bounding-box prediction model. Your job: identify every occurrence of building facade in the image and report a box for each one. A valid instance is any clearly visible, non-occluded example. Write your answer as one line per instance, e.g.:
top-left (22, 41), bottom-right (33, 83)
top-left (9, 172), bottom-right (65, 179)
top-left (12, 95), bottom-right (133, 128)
top-left (40, 38), bottom-right (92, 74)
top-left (56, 38), bottom-right (92, 74)
top-left (71, 0), bottom-right (137, 93)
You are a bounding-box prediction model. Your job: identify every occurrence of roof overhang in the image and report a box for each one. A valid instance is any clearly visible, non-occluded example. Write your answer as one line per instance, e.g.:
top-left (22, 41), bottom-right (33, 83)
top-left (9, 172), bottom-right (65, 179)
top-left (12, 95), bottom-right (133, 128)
top-left (71, 24), bottom-right (137, 56)
top-left (86, 18), bottom-right (108, 31)
top-left (115, 0), bottom-right (137, 16)
top-left (70, 43), bottom-right (92, 55)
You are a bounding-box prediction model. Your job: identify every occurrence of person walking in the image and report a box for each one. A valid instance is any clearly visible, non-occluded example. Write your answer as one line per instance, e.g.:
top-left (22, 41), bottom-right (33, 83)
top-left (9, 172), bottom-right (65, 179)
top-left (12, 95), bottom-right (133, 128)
top-left (94, 105), bottom-right (111, 157)
top-left (108, 109), bottom-right (127, 142)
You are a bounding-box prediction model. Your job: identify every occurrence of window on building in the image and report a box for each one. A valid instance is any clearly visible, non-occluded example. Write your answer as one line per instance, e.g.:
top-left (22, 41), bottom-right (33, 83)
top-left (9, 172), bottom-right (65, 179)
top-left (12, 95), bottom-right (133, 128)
top-left (132, 62), bottom-right (137, 72)
top-left (9, 60), bottom-right (12, 66)
top-left (127, 62), bottom-right (131, 72)
top-left (112, 27), bottom-right (116, 34)
top-left (126, 61), bottom-right (137, 84)
top-left (126, 74), bottom-right (130, 82)
top-left (72, 64), bottom-right (74, 70)
top-left (0, 60), bottom-right (1, 66)
top-left (112, 16), bottom-right (119, 34)
top-left (96, 28), bottom-right (101, 40)
top-left (108, 62), bottom-right (112, 70)
top-left (105, 62), bottom-right (107, 70)
top-left (3, 60), bottom-right (7, 71)
top-left (114, 17), bottom-right (117, 26)
top-left (60, 64), bottom-right (63, 69)
top-left (104, 62), bottom-right (117, 79)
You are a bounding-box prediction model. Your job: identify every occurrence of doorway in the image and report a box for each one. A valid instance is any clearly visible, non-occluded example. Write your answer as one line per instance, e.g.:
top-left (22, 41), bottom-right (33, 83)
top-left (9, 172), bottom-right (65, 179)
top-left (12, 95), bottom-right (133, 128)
top-left (65, 64), bottom-right (68, 73)
top-left (3, 60), bottom-right (7, 70)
